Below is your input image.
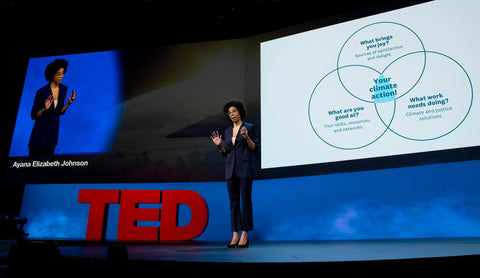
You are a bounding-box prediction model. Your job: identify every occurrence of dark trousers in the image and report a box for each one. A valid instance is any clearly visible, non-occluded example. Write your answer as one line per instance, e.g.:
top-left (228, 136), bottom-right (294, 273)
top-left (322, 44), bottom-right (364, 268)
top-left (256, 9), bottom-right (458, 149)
top-left (226, 176), bottom-right (253, 232)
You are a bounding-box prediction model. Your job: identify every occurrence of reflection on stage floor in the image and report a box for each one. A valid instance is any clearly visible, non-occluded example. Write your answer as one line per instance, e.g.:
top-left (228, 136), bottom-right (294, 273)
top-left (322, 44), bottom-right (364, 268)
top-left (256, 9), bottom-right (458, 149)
top-left (59, 238), bottom-right (480, 263)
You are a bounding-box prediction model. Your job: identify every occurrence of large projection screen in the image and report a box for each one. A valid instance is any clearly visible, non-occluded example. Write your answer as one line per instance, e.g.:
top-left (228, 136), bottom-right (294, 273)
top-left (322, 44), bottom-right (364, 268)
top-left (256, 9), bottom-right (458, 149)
top-left (260, 0), bottom-right (479, 169)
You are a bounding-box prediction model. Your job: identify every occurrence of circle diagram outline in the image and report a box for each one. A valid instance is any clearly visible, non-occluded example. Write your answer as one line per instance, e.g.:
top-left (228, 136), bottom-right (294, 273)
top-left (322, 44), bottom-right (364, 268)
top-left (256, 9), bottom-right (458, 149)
top-left (308, 22), bottom-right (473, 149)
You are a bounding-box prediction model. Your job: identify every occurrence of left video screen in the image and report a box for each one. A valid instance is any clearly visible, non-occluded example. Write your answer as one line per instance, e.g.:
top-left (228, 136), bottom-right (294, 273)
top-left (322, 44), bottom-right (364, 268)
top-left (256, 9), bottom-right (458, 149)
top-left (9, 51), bottom-right (123, 157)
top-left (6, 40), bottom-right (247, 185)
top-left (6, 51), bottom-right (124, 184)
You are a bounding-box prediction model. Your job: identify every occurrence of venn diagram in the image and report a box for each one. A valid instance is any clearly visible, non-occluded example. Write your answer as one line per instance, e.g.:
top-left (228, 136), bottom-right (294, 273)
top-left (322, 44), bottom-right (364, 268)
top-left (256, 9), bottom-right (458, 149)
top-left (308, 22), bottom-right (473, 150)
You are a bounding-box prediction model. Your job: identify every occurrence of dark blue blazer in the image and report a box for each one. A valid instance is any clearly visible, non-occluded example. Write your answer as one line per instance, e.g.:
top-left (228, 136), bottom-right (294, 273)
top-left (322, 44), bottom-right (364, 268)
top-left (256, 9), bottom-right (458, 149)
top-left (29, 83), bottom-right (68, 148)
top-left (223, 122), bottom-right (260, 180)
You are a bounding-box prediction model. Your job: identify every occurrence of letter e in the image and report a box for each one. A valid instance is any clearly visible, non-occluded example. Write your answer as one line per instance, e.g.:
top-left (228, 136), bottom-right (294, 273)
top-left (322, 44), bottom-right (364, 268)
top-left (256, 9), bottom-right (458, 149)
top-left (117, 190), bottom-right (161, 242)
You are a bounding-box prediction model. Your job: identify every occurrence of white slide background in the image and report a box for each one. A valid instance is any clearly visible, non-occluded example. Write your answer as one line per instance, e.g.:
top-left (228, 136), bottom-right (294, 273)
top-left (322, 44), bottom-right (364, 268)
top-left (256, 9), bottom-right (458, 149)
top-left (261, 0), bottom-right (480, 169)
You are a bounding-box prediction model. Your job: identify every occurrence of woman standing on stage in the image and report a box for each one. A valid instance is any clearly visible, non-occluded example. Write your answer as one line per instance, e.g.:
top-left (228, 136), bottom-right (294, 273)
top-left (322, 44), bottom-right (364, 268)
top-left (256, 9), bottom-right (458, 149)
top-left (211, 100), bottom-right (259, 248)
top-left (29, 58), bottom-right (75, 156)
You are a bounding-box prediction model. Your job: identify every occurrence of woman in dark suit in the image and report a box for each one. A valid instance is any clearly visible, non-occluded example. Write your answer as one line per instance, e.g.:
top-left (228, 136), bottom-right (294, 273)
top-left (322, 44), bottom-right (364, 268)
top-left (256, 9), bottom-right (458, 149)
top-left (211, 100), bottom-right (259, 248)
top-left (29, 58), bottom-right (75, 156)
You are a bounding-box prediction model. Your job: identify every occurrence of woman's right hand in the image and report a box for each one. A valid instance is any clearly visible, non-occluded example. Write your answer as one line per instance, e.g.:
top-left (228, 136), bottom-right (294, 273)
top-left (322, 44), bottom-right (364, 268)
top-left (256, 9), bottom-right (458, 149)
top-left (44, 95), bottom-right (54, 110)
top-left (36, 95), bottom-right (54, 118)
top-left (211, 131), bottom-right (222, 146)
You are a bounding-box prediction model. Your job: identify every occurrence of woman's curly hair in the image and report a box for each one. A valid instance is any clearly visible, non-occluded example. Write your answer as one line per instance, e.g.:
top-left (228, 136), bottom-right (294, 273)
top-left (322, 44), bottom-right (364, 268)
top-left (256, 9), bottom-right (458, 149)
top-left (223, 100), bottom-right (247, 122)
top-left (44, 58), bottom-right (69, 82)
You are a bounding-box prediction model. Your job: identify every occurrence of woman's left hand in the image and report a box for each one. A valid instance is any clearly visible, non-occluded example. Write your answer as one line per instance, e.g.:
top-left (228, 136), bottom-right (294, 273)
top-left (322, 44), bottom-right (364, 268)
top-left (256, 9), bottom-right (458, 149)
top-left (68, 90), bottom-right (76, 104)
top-left (240, 126), bottom-right (249, 139)
top-left (241, 126), bottom-right (256, 151)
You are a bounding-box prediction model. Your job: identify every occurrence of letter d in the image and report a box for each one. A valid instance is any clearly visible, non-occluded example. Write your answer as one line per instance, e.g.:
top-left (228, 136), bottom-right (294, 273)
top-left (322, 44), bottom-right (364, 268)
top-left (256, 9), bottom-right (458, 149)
top-left (159, 190), bottom-right (208, 241)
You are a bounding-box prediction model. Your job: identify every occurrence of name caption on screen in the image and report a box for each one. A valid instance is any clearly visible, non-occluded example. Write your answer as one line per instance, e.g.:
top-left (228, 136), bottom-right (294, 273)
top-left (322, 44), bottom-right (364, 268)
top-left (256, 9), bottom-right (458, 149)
top-left (12, 160), bottom-right (89, 169)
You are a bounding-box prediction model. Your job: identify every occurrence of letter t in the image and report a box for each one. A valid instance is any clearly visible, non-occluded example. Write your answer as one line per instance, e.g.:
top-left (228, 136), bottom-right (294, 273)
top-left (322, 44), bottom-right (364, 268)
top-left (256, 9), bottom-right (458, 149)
top-left (78, 189), bottom-right (120, 241)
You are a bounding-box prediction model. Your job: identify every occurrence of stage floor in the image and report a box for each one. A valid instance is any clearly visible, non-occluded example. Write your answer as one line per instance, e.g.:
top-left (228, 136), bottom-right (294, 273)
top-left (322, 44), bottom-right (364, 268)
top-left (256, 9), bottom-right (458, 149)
top-left (3, 238), bottom-right (480, 276)
top-left (59, 238), bottom-right (480, 264)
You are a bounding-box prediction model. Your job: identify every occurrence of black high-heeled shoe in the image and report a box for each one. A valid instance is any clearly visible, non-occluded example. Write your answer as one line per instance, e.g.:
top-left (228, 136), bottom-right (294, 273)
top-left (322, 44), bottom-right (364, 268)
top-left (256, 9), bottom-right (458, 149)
top-left (237, 240), bottom-right (249, 248)
top-left (227, 239), bottom-right (240, 248)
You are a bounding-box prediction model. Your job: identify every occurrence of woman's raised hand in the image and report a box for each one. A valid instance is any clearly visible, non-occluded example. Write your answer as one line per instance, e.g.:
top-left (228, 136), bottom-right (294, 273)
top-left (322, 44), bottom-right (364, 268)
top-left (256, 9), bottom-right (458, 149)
top-left (44, 95), bottom-right (54, 110)
top-left (211, 131), bottom-right (222, 146)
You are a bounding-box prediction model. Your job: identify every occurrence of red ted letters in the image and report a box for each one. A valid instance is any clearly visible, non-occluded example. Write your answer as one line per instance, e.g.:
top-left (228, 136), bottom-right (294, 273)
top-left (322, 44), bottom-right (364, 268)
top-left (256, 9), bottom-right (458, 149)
top-left (77, 189), bottom-right (208, 242)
